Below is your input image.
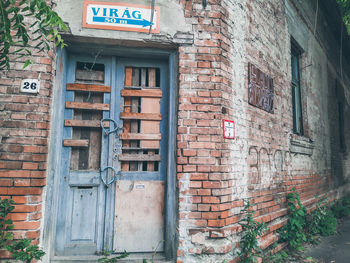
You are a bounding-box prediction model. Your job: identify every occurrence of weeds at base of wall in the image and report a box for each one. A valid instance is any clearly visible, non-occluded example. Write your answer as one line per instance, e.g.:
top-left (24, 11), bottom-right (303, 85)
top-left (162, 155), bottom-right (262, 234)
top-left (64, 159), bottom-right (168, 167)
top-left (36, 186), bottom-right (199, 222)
top-left (98, 241), bottom-right (164, 263)
top-left (98, 251), bottom-right (129, 263)
top-left (0, 198), bottom-right (45, 263)
top-left (266, 190), bottom-right (350, 262)
top-left (278, 188), bottom-right (308, 251)
top-left (237, 201), bottom-right (267, 263)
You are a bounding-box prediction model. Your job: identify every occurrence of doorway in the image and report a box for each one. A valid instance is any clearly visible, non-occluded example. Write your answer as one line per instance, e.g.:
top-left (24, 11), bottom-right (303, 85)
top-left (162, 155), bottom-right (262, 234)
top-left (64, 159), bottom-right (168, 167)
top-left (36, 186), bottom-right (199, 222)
top-left (51, 51), bottom-right (174, 259)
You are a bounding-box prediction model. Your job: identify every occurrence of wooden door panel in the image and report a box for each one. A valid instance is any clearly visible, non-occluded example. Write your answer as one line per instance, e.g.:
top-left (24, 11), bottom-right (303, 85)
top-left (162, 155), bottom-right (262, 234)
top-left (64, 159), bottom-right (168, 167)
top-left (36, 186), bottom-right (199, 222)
top-left (55, 57), bottom-right (111, 256)
top-left (114, 180), bottom-right (164, 252)
top-left (70, 187), bottom-right (98, 241)
top-left (113, 60), bottom-right (169, 254)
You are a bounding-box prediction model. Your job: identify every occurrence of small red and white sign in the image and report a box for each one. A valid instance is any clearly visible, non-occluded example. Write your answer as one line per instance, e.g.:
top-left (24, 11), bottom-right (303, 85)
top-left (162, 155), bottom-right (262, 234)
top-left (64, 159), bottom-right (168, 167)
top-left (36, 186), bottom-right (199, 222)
top-left (223, 119), bottom-right (235, 139)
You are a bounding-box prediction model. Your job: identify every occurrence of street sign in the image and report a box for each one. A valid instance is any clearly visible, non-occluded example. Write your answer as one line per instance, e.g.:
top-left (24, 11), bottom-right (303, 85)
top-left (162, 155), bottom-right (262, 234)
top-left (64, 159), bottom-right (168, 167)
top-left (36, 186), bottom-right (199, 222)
top-left (223, 119), bottom-right (235, 139)
top-left (82, 1), bottom-right (160, 33)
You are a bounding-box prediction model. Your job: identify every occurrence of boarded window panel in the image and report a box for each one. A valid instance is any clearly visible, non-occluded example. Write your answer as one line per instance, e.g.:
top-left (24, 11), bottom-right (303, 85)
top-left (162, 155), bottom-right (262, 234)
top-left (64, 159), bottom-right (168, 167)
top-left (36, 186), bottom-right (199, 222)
top-left (121, 67), bottom-right (133, 171)
top-left (67, 83), bottom-right (110, 93)
top-left (75, 62), bottom-right (105, 84)
top-left (141, 68), bottom-right (160, 171)
top-left (248, 63), bottom-right (274, 113)
top-left (88, 94), bottom-right (103, 170)
top-left (69, 92), bottom-right (103, 171)
top-left (130, 68), bottom-right (141, 171)
top-left (69, 60), bottom-right (104, 171)
top-left (120, 67), bottom-right (162, 172)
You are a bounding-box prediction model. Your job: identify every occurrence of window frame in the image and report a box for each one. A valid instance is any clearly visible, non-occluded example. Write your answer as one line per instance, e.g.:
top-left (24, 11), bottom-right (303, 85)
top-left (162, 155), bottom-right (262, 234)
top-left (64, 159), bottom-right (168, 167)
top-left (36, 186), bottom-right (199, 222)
top-left (291, 41), bottom-right (304, 136)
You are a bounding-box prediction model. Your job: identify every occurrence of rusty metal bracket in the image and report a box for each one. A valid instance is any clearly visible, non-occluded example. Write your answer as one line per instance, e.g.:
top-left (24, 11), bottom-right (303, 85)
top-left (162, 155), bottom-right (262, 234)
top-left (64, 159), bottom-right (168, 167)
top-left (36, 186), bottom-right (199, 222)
top-left (100, 166), bottom-right (120, 187)
top-left (100, 118), bottom-right (120, 136)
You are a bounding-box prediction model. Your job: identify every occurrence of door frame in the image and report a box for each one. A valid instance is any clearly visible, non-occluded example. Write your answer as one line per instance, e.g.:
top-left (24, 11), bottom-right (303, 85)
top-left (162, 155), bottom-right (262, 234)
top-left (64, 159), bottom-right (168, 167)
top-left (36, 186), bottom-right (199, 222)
top-left (43, 45), bottom-right (178, 262)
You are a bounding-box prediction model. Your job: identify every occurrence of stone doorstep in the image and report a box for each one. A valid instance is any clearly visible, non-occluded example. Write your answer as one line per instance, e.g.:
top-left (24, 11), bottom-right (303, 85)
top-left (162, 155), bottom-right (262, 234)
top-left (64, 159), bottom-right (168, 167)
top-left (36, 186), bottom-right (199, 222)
top-left (51, 254), bottom-right (172, 263)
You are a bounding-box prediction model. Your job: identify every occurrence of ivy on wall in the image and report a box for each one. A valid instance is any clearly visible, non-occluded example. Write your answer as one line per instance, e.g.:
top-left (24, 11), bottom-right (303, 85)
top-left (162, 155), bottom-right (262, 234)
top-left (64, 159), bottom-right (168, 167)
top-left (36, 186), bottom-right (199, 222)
top-left (0, 0), bottom-right (67, 70)
top-left (337, 0), bottom-right (350, 34)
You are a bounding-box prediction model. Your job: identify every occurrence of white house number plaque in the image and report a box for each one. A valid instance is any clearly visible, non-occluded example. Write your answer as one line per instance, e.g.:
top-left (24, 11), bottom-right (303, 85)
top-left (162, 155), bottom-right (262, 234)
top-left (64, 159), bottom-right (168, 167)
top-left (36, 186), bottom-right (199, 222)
top-left (20, 79), bottom-right (40, 94)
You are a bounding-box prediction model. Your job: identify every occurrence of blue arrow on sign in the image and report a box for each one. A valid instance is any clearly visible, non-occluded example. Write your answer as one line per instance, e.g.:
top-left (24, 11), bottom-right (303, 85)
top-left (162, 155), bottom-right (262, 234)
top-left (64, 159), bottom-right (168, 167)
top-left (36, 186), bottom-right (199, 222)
top-left (93, 16), bottom-right (153, 27)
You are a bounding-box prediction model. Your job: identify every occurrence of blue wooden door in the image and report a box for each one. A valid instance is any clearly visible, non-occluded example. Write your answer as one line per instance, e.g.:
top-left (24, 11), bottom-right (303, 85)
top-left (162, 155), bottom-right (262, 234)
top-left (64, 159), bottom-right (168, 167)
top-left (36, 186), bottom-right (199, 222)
top-left (54, 55), bottom-right (168, 256)
top-left (113, 59), bottom-right (169, 253)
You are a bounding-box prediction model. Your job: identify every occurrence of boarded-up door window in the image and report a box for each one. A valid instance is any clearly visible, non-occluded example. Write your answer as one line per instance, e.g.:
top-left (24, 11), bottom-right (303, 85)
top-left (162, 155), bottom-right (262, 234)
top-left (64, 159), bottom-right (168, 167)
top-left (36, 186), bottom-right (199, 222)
top-left (120, 67), bottom-right (162, 172)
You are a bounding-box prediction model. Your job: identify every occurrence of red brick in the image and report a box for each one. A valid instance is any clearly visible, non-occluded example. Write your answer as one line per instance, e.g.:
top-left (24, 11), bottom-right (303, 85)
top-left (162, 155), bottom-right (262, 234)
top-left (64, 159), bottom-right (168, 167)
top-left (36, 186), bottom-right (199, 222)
top-left (190, 173), bottom-right (208, 180)
top-left (11, 196), bottom-right (26, 204)
top-left (7, 187), bottom-right (42, 195)
top-left (183, 149), bottom-right (197, 156)
top-left (183, 165), bottom-right (197, 172)
top-left (14, 179), bottom-right (30, 187)
top-left (29, 212), bottom-right (42, 220)
top-left (189, 157), bottom-right (216, 165)
top-left (30, 179), bottom-right (46, 186)
top-left (8, 213), bottom-right (27, 221)
top-left (202, 212), bottom-right (221, 219)
top-left (22, 162), bottom-right (39, 170)
top-left (13, 204), bottom-right (41, 213)
top-left (12, 221), bottom-right (41, 230)
top-left (208, 219), bottom-right (225, 227)
top-left (203, 181), bottom-right (222, 188)
top-left (198, 62), bottom-right (211, 68)
top-left (177, 157), bottom-right (188, 164)
top-left (197, 189), bottom-right (211, 195)
top-left (0, 179), bottom-right (12, 186)
top-left (189, 142), bottom-right (216, 149)
top-left (190, 181), bottom-right (202, 188)
top-left (26, 230), bottom-right (40, 239)
top-left (202, 196), bottom-right (220, 204)
top-left (198, 204), bottom-right (211, 211)
top-left (0, 170), bottom-right (31, 178)
top-left (23, 146), bottom-right (40, 153)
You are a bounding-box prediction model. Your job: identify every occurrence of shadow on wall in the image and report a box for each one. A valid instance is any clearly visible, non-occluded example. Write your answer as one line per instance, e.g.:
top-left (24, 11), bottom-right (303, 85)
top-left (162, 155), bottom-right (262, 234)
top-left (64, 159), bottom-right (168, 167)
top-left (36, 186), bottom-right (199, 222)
top-left (328, 77), bottom-right (348, 187)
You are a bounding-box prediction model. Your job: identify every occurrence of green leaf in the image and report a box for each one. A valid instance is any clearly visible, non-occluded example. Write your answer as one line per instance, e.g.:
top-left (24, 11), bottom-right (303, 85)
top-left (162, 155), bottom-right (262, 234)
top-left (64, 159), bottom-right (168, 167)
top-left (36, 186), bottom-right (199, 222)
top-left (23, 59), bottom-right (31, 68)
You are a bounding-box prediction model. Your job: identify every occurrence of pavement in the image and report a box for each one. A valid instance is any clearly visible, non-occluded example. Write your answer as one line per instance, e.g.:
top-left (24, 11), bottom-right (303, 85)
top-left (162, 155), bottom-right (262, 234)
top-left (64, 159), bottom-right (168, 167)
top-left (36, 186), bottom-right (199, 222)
top-left (302, 216), bottom-right (350, 263)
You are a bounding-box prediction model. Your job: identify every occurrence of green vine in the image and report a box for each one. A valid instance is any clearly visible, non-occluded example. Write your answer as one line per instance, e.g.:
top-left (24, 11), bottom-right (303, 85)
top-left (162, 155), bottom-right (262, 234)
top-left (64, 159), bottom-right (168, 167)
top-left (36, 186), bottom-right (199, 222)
top-left (308, 198), bottom-right (337, 237)
top-left (237, 201), bottom-right (267, 263)
top-left (337, 0), bottom-right (350, 34)
top-left (278, 188), bottom-right (307, 251)
top-left (0, 0), bottom-right (67, 70)
top-left (0, 198), bottom-right (15, 248)
top-left (0, 198), bottom-right (45, 263)
top-left (98, 250), bottom-right (129, 263)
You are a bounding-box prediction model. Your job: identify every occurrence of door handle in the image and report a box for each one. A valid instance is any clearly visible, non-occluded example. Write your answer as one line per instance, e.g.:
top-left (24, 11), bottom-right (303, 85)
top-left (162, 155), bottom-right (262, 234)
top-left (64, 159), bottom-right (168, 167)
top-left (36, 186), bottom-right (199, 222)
top-left (100, 118), bottom-right (120, 136)
top-left (100, 166), bottom-right (120, 187)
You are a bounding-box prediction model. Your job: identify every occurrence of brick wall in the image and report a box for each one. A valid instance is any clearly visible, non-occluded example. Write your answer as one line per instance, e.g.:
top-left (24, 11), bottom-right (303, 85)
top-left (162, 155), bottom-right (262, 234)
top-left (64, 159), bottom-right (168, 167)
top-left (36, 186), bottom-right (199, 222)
top-left (0, 24), bottom-right (54, 255)
top-left (176, 0), bottom-right (350, 262)
top-left (176, 0), bottom-right (239, 261)
top-left (0, 0), bottom-right (350, 262)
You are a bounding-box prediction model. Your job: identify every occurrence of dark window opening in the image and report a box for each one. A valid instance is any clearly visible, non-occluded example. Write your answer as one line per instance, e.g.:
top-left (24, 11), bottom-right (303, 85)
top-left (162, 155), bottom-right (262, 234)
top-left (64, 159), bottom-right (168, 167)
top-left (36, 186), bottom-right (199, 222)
top-left (291, 42), bottom-right (304, 135)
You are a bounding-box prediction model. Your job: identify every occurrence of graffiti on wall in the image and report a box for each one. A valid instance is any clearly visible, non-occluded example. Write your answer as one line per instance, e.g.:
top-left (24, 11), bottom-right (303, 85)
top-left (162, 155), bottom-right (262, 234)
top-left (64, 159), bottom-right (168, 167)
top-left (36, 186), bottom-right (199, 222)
top-left (248, 146), bottom-right (293, 187)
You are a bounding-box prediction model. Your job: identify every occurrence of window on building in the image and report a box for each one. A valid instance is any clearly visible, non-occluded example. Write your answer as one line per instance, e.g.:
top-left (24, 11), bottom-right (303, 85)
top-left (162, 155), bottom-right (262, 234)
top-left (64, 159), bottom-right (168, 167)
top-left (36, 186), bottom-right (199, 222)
top-left (291, 42), bottom-right (303, 135)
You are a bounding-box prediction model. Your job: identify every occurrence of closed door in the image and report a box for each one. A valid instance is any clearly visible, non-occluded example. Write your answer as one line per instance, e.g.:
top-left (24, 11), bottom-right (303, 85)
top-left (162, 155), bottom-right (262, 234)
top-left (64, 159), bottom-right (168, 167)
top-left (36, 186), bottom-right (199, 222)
top-left (55, 54), bottom-right (168, 256)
